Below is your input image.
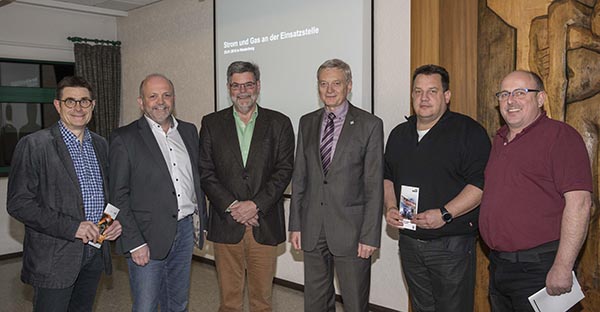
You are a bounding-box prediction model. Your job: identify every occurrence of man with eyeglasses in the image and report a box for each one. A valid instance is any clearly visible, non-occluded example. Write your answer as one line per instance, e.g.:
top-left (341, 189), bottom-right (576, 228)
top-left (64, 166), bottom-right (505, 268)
top-left (383, 64), bottom-right (490, 312)
top-left (199, 61), bottom-right (294, 311)
top-left (7, 76), bottom-right (122, 311)
top-left (109, 73), bottom-right (207, 311)
top-left (480, 70), bottom-right (592, 311)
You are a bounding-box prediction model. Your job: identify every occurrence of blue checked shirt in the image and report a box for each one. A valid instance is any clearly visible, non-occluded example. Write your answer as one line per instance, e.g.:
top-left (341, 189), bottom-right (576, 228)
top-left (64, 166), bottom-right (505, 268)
top-left (59, 121), bottom-right (105, 224)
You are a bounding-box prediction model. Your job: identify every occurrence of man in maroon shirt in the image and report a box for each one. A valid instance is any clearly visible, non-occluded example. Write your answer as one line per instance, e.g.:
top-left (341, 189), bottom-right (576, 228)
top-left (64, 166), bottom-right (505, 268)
top-left (480, 70), bottom-right (593, 312)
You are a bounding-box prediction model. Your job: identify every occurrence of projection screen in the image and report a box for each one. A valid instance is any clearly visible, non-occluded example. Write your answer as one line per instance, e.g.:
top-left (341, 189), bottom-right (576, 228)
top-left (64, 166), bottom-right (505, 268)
top-left (214, 0), bottom-right (373, 132)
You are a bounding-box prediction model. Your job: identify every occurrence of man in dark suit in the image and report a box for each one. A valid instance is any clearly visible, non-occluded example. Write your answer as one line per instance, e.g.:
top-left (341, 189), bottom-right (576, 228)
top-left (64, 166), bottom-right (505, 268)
top-left (7, 76), bottom-right (122, 312)
top-left (109, 73), bottom-right (207, 311)
top-left (199, 61), bottom-right (294, 312)
top-left (289, 59), bottom-right (384, 312)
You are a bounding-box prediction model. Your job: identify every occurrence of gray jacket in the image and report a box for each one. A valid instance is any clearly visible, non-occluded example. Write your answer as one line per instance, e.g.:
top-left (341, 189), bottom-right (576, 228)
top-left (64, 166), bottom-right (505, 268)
top-left (7, 123), bottom-right (111, 288)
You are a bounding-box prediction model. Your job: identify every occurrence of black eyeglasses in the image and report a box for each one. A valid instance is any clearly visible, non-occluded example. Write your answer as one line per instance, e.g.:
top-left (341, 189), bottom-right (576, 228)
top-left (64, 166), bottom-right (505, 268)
top-left (59, 98), bottom-right (94, 108)
top-left (495, 88), bottom-right (541, 102)
top-left (229, 81), bottom-right (257, 91)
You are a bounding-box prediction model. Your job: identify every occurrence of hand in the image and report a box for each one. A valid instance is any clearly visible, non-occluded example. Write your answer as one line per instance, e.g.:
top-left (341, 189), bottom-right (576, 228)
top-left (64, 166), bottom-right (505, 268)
top-left (243, 214), bottom-right (260, 227)
top-left (546, 265), bottom-right (573, 295)
top-left (290, 231), bottom-right (301, 250)
top-left (385, 207), bottom-right (404, 228)
top-left (230, 200), bottom-right (258, 224)
top-left (102, 220), bottom-right (122, 241)
top-left (75, 221), bottom-right (100, 243)
top-left (413, 209), bottom-right (445, 230)
top-left (358, 243), bottom-right (377, 259)
top-left (131, 245), bottom-right (150, 266)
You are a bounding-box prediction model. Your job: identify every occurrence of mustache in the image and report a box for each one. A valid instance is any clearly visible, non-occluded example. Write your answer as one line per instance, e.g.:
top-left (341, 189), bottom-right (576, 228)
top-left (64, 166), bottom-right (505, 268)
top-left (236, 93), bottom-right (252, 99)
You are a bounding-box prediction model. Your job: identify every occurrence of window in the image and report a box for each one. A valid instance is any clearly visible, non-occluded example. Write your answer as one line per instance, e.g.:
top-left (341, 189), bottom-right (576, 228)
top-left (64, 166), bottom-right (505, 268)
top-left (0, 59), bottom-right (75, 176)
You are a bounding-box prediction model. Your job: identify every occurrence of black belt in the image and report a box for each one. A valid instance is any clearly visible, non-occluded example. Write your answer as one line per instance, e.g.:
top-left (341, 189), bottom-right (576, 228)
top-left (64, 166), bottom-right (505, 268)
top-left (178, 214), bottom-right (192, 222)
top-left (493, 240), bottom-right (559, 263)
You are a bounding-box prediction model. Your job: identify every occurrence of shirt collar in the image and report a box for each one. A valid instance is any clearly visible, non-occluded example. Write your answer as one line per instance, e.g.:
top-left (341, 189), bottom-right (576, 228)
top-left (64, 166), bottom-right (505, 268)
top-left (497, 111), bottom-right (546, 140)
top-left (58, 120), bottom-right (91, 143)
top-left (144, 115), bottom-right (177, 131)
top-left (233, 104), bottom-right (259, 122)
top-left (323, 100), bottom-right (349, 119)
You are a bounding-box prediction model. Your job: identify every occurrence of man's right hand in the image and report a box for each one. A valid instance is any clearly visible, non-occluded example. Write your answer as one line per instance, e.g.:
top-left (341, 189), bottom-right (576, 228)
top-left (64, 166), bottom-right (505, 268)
top-left (385, 207), bottom-right (404, 228)
top-left (75, 221), bottom-right (100, 243)
top-left (290, 231), bottom-right (301, 250)
top-left (244, 214), bottom-right (260, 227)
top-left (131, 245), bottom-right (150, 266)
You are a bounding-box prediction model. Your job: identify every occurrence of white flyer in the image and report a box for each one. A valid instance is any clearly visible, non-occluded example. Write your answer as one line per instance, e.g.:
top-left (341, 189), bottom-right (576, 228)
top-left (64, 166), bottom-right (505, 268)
top-left (399, 185), bottom-right (419, 231)
top-left (528, 271), bottom-right (584, 312)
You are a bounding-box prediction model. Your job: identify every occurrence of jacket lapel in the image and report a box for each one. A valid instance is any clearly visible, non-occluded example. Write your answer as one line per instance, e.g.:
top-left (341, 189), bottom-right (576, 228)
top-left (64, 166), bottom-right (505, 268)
top-left (50, 124), bottom-right (83, 212)
top-left (246, 105), bottom-right (267, 168)
top-left (178, 120), bottom-right (199, 173)
top-left (329, 103), bottom-right (357, 170)
top-left (91, 134), bottom-right (109, 201)
top-left (309, 109), bottom-right (325, 176)
top-left (221, 107), bottom-right (244, 168)
top-left (137, 117), bottom-right (172, 179)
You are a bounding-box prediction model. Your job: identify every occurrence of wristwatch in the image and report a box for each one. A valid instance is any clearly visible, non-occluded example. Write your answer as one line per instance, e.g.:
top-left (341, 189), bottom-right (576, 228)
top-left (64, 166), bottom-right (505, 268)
top-left (440, 207), bottom-right (453, 223)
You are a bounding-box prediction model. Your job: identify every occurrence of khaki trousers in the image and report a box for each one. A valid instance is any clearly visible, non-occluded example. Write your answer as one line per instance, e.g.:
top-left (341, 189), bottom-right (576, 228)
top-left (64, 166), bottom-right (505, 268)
top-left (213, 226), bottom-right (277, 312)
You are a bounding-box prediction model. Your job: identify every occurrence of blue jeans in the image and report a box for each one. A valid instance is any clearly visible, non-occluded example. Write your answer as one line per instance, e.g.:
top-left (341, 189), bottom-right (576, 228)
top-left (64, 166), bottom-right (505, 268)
top-left (33, 244), bottom-right (104, 312)
top-left (128, 216), bottom-right (194, 312)
top-left (399, 234), bottom-right (476, 312)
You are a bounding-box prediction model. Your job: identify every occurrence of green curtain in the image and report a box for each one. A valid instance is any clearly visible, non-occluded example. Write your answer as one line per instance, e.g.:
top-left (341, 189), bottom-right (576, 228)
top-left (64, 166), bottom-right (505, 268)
top-left (74, 43), bottom-right (121, 139)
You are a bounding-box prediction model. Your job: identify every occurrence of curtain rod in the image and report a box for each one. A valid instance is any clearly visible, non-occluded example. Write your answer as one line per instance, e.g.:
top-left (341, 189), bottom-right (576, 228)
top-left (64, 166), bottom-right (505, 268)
top-left (67, 36), bottom-right (121, 46)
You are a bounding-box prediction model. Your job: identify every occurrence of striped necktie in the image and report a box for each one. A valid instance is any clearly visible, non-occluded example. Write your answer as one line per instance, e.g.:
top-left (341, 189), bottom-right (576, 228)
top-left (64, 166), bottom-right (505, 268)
top-left (320, 112), bottom-right (336, 175)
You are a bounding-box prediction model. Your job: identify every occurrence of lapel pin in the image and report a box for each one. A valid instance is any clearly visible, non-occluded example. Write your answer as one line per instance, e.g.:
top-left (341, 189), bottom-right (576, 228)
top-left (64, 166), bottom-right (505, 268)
top-left (350, 120), bottom-right (355, 125)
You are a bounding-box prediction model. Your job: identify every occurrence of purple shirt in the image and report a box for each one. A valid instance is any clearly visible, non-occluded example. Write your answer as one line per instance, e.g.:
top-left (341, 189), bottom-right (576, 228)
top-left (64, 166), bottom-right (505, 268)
top-left (320, 101), bottom-right (349, 161)
top-left (480, 113), bottom-right (592, 252)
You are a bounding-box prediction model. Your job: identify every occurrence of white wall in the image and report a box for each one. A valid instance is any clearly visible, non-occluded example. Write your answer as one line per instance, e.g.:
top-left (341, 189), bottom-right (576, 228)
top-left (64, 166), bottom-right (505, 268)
top-left (0, 2), bottom-right (118, 255)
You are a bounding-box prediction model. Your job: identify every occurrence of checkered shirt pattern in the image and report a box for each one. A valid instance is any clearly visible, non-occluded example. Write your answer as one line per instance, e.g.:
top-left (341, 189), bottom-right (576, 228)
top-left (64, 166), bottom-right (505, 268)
top-left (59, 121), bottom-right (105, 223)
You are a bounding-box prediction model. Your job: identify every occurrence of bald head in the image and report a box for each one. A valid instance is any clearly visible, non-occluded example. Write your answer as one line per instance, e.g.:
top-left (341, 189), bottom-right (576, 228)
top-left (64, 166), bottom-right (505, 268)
top-left (498, 70), bottom-right (546, 134)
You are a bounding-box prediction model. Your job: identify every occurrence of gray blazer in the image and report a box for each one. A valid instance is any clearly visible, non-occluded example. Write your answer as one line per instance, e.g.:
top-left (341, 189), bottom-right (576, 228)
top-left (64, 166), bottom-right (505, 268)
top-left (109, 116), bottom-right (207, 260)
top-left (7, 123), bottom-right (112, 289)
top-left (199, 106), bottom-right (295, 245)
top-left (289, 104), bottom-right (384, 256)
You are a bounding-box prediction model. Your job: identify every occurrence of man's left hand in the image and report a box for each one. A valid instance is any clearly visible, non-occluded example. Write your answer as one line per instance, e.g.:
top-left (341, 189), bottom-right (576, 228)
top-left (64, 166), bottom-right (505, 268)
top-left (413, 209), bottom-right (445, 229)
top-left (546, 265), bottom-right (573, 295)
top-left (230, 200), bottom-right (258, 224)
top-left (357, 243), bottom-right (377, 259)
top-left (102, 220), bottom-right (122, 241)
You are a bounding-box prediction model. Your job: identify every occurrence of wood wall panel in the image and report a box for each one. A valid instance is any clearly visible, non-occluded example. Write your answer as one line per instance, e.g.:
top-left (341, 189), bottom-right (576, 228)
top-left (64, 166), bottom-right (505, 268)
top-left (411, 1), bottom-right (486, 311)
top-left (439, 0), bottom-right (479, 119)
top-left (410, 0), bottom-right (440, 74)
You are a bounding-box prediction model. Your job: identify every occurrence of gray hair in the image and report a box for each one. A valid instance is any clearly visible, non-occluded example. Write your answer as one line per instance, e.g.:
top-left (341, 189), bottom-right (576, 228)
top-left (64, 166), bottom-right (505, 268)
top-left (317, 59), bottom-right (352, 82)
top-left (227, 61), bottom-right (260, 84)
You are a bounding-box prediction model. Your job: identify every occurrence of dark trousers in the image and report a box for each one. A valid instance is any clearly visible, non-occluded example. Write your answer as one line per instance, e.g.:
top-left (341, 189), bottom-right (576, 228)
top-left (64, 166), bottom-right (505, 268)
top-left (33, 245), bottom-right (104, 312)
top-left (489, 241), bottom-right (559, 312)
top-left (399, 234), bottom-right (476, 312)
top-left (303, 230), bottom-right (372, 312)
